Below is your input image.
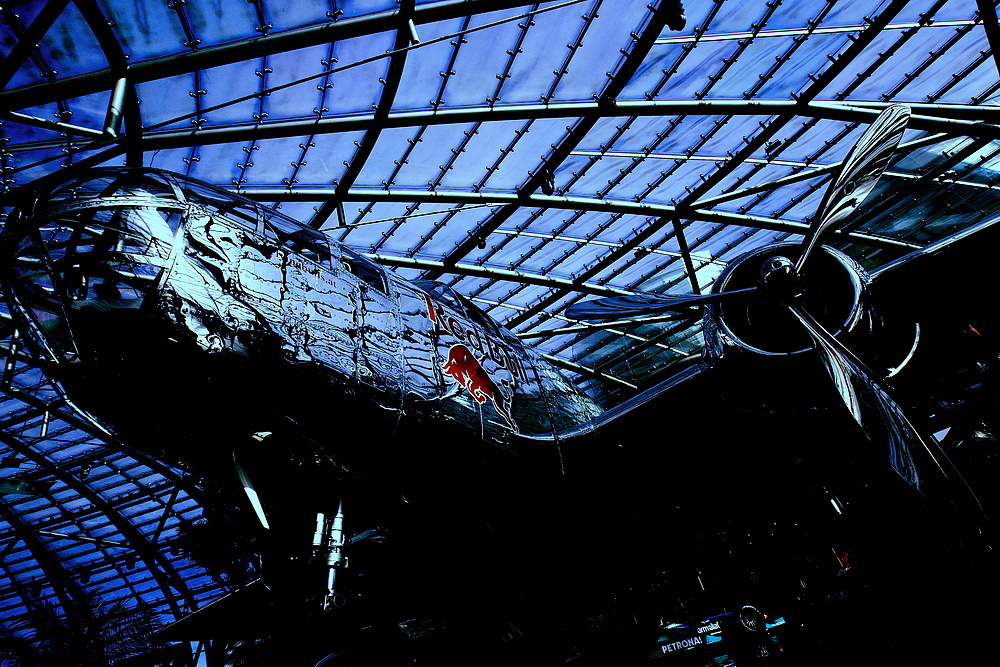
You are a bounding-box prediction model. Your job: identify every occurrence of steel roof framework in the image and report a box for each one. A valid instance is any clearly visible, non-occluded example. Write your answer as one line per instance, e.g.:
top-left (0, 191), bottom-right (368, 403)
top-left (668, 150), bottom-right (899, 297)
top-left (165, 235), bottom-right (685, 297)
top-left (0, 0), bottom-right (998, 641)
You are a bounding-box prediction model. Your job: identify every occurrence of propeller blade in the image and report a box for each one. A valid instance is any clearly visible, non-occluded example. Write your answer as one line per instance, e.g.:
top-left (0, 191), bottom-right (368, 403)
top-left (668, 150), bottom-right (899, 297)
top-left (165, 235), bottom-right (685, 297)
top-left (796, 104), bottom-right (910, 273)
top-left (234, 451), bottom-right (270, 530)
top-left (566, 287), bottom-right (757, 321)
top-left (788, 305), bottom-right (980, 513)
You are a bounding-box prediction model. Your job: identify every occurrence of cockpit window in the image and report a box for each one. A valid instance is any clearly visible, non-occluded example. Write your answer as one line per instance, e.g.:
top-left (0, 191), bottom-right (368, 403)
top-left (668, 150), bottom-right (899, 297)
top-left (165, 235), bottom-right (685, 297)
top-left (413, 280), bottom-right (465, 313)
top-left (340, 248), bottom-right (387, 293)
top-left (283, 230), bottom-right (332, 266)
top-left (413, 280), bottom-right (501, 335)
top-left (178, 181), bottom-right (262, 229)
top-left (43, 171), bottom-right (176, 205)
top-left (257, 210), bottom-right (333, 266)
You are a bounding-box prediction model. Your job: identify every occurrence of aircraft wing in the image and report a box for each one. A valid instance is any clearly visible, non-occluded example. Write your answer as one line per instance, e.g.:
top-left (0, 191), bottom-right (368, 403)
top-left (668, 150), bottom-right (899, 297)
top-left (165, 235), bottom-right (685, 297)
top-left (517, 361), bottom-right (710, 441)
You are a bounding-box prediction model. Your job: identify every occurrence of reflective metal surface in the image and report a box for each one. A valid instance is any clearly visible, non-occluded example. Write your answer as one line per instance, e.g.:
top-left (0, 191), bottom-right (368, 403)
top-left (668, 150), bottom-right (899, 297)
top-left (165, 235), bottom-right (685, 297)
top-left (0, 2), bottom-right (999, 662)
top-left (0, 168), bottom-right (604, 458)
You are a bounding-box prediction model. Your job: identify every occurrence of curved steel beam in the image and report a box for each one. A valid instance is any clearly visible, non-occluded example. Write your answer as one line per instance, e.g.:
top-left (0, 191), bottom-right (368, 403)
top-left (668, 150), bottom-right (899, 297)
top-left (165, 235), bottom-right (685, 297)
top-left (242, 187), bottom-right (921, 252)
top-left (311, 0), bottom-right (417, 228)
top-left (0, 110), bottom-right (105, 139)
top-left (6, 99), bottom-right (992, 204)
top-left (519, 313), bottom-right (697, 339)
top-left (0, 374), bottom-right (208, 505)
top-left (70, 0), bottom-right (141, 166)
top-left (976, 0), bottom-right (1000, 77)
top-left (8, 100), bottom-right (998, 182)
top-left (0, 0), bottom-right (72, 90)
top-left (539, 353), bottom-right (638, 390)
top-left (0, 0), bottom-right (557, 112)
top-left (368, 253), bottom-right (631, 298)
top-left (0, 431), bottom-right (193, 618)
top-left (425, 0), bottom-right (644, 279)
top-left (123, 100), bottom-right (1000, 154)
top-left (502, 0), bottom-right (914, 329)
top-left (691, 133), bottom-right (949, 210)
top-left (655, 19), bottom-right (982, 46)
top-left (0, 498), bottom-right (82, 615)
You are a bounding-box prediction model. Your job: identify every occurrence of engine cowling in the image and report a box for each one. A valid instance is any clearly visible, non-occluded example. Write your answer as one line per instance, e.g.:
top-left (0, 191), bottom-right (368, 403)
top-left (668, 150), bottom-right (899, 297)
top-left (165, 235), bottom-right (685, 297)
top-left (705, 242), bottom-right (868, 359)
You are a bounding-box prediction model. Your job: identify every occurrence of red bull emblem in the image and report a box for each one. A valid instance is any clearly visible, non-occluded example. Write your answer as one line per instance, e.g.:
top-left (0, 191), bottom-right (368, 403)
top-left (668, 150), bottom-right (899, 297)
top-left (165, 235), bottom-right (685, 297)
top-left (423, 294), bottom-right (528, 384)
top-left (441, 344), bottom-right (518, 432)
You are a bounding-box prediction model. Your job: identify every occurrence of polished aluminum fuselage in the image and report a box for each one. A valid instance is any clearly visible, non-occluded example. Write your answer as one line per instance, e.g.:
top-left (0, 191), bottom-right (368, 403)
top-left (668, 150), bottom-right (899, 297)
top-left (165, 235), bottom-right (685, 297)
top-left (0, 169), bottom-right (602, 463)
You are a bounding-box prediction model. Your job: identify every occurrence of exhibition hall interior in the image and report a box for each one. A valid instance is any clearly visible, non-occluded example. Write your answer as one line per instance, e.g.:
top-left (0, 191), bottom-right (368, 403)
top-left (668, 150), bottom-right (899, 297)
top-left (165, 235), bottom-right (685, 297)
top-left (0, 0), bottom-right (999, 665)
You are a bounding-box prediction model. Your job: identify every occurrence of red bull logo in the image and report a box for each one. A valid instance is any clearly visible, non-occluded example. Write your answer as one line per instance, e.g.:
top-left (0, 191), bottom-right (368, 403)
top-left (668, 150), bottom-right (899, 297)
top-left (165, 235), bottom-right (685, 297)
top-left (441, 344), bottom-right (518, 432)
top-left (423, 294), bottom-right (528, 384)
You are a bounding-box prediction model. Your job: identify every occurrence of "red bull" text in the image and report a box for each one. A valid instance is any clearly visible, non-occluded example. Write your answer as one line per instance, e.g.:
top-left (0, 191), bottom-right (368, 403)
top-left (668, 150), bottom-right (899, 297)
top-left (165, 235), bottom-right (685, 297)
top-left (422, 294), bottom-right (528, 384)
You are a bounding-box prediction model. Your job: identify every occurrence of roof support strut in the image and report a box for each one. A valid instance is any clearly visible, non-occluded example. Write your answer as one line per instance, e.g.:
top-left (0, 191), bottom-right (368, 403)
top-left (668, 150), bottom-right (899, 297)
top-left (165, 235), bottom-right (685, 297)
top-left (0, 0), bottom-right (557, 112)
top-left (309, 0), bottom-right (417, 229)
top-left (976, 0), bottom-right (1000, 78)
top-left (426, 1), bottom-right (691, 279)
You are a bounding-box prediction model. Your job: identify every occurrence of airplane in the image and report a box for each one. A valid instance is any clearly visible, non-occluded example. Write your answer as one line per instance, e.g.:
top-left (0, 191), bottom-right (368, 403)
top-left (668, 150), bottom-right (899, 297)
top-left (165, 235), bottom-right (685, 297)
top-left (0, 103), bottom-right (995, 664)
top-left (0, 168), bottom-right (604, 443)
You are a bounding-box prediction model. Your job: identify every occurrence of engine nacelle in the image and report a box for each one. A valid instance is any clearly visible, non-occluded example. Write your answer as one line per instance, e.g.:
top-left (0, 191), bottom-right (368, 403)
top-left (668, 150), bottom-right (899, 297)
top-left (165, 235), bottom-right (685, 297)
top-left (704, 242), bottom-right (869, 360)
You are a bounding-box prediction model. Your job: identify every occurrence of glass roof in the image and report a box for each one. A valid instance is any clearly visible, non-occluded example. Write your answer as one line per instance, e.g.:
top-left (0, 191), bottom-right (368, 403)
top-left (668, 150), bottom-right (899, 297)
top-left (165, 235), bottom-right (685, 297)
top-left (1, 0), bottom-right (1000, 641)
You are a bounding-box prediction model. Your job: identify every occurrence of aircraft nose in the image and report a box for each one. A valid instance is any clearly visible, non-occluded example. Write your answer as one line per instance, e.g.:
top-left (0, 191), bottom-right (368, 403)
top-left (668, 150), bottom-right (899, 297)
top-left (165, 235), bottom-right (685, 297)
top-left (1, 206), bottom-right (177, 364)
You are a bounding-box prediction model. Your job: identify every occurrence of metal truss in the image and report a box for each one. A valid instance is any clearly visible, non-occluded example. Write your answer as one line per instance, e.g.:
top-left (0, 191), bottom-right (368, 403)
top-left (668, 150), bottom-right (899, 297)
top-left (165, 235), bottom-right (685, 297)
top-left (245, 188), bottom-right (921, 252)
top-left (0, 0), bottom-right (555, 112)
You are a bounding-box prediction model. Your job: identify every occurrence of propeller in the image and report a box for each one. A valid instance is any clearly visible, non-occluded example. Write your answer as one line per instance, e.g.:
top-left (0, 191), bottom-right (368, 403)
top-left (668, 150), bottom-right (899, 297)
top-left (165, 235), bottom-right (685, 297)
top-left (567, 104), bottom-right (910, 322)
top-left (567, 105), bottom-right (984, 513)
top-left (795, 104), bottom-right (909, 273)
top-left (788, 304), bottom-right (977, 506)
top-left (793, 302), bottom-right (986, 521)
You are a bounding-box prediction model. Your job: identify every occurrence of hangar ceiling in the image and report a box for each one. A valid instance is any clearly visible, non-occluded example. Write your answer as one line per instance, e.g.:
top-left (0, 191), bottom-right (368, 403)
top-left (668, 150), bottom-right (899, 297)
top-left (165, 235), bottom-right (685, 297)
top-left (1, 0), bottom-right (999, 643)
